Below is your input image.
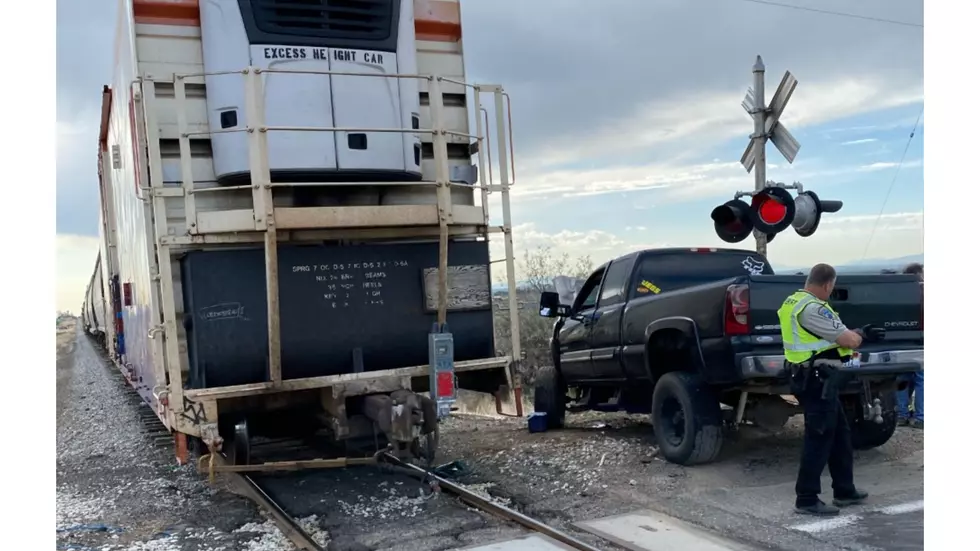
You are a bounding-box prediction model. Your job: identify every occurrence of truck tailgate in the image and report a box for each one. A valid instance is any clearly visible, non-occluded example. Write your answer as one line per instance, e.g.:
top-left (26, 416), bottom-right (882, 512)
top-left (746, 274), bottom-right (923, 338)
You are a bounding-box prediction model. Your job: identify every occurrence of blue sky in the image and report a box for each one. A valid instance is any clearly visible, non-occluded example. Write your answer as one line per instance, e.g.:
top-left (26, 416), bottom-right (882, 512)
top-left (55, 0), bottom-right (924, 310)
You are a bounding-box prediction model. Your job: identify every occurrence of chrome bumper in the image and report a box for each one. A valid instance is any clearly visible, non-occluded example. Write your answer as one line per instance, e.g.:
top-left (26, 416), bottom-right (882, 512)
top-left (740, 349), bottom-right (924, 379)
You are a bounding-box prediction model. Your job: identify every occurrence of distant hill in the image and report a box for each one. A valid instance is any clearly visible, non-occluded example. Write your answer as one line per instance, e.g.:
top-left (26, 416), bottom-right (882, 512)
top-left (773, 253), bottom-right (924, 275)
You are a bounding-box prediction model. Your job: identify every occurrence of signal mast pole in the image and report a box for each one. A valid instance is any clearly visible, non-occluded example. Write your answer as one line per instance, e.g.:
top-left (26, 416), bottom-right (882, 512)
top-left (751, 56), bottom-right (768, 256)
top-left (713, 58), bottom-right (839, 246)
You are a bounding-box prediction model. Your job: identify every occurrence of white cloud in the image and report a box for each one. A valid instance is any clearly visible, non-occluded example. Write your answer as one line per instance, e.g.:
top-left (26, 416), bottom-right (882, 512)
top-left (490, 75), bottom-right (923, 205)
top-left (509, 160), bottom-right (744, 201)
top-left (486, 222), bottom-right (675, 281)
top-left (521, 77), bottom-right (922, 175)
top-left (503, 223), bottom-right (627, 255)
top-left (842, 138), bottom-right (878, 145)
top-left (56, 234), bottom-right (101, 314)
top-left (858, 159), bottom-right (923, 172)
top-left (859, 161), bottom-right (899, 171)
top-left (491, 156), bottom-right (892, 210)
top-left (819, 211), bottom-right (923, 232)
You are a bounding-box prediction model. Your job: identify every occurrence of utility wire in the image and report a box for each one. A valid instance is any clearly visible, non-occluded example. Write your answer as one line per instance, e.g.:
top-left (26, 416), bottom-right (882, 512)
top-left (732, 0), bottom-right (923, 28)
top-left (859, 109), bottom-right (923, 261)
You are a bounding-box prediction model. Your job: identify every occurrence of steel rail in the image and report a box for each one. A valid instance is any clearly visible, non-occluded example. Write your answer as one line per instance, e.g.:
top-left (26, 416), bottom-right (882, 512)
top-left (214, 453), bottom-right (326, 551)
top-left (381, 453), bottom-right (604, 551)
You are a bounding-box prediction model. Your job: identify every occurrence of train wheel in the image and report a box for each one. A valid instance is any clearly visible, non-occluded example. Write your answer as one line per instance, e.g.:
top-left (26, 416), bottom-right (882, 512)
top-left (231, 420), bottom-right (251, 466)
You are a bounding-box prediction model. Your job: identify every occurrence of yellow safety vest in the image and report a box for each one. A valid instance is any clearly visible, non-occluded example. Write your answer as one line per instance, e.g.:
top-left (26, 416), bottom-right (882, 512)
top-left (777, 290), bottom-right (854, 364)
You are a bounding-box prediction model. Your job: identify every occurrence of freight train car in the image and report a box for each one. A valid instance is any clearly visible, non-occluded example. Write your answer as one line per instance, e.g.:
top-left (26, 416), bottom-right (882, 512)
top-left (85, 0), bottom-right (523, 470)
top-left (81, 254), bottom-right (109, 348)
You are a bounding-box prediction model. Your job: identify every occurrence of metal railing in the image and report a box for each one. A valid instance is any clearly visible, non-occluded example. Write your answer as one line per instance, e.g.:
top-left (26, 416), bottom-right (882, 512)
top-left (138, 66), bottom-right (523, 421)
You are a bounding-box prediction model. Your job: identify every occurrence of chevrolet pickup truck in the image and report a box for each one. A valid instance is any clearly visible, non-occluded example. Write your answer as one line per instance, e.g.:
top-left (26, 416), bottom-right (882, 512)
top-left (536, 247), bottom-right (924, 465)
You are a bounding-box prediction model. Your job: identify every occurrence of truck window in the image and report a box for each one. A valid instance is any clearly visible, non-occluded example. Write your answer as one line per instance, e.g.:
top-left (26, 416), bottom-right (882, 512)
top-left (629, 251), bottom-right (772, 299)
top-left (598, 257), bottom-right (631, 307)
top-left (573, 269), bottom-right (604, 312)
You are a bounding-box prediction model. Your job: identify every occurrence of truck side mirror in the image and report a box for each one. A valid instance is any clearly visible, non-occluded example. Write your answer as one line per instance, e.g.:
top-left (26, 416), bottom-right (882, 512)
top-left (539, 291), bottom-right (569, 318)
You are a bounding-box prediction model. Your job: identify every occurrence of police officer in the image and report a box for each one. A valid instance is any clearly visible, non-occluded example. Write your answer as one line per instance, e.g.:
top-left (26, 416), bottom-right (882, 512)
top-left (778, 263), bottom-right (883, 516)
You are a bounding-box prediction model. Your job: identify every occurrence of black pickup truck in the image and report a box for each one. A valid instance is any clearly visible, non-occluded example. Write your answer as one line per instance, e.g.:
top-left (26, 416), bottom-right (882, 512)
top-left (535, 247), bottom-right (923, 465)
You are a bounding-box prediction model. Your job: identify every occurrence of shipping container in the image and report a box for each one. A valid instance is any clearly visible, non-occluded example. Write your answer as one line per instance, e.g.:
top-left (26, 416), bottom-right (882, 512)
top-left (85, 0), bottom-right (524, 468)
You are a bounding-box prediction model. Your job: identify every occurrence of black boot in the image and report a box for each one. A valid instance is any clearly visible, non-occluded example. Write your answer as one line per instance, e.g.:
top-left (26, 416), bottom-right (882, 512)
top-left (795, 500), bottom-right (840, 516)
top-left (833, 489), bottom-right (869, 507)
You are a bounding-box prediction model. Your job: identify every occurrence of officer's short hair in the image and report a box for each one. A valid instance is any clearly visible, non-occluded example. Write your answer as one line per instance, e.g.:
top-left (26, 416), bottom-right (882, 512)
top-left (806, 263), bottom-right (837, 287)
top-left (903, 262), bottom-right (923, 276)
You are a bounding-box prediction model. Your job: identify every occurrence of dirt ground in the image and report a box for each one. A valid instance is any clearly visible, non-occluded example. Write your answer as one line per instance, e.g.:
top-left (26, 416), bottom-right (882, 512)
top-left (438, 409), bottom-right (924, 550)
top-left (56, 323), bottom-right (924, 551)
top-left (56, 321), bottom-right (296, 551)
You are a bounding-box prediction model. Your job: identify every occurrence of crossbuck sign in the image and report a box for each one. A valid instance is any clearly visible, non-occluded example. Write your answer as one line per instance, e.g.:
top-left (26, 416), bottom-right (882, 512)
top-left (738, 55), bottom-right (801, 255)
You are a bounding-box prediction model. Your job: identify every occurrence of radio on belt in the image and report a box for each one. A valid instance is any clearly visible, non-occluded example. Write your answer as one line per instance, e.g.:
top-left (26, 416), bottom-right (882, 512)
top-left (428, 323), bottom-right (456, 418)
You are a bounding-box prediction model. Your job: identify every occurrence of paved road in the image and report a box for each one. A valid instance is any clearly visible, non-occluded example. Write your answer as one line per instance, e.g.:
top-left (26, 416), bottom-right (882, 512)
top-left (857, 508), bottom-right (923, 551)
top-left (789, 500), bottom-right (924, 551)
top-left (633, 446), bottom-right (925, 551)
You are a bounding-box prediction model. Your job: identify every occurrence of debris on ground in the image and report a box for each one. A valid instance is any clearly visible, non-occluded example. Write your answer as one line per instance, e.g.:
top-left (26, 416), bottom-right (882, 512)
top-left (57, 325), bottom-right (924, 551)
top-left (334, 483), bottom-right (430, 519)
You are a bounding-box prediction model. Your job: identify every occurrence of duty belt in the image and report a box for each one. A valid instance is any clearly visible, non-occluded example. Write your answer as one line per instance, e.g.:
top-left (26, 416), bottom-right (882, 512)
top-left (787, 358), bottom-right (844, 397)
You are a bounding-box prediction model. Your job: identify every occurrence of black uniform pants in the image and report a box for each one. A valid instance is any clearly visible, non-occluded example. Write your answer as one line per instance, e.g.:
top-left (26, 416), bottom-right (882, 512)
top-left (793, 372), bottom-right (857, 507)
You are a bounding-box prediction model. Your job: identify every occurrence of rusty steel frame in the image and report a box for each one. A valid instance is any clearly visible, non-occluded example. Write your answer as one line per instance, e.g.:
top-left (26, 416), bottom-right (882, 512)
top-left (139, 67), bottom-right (524, 447)
top-left (197, 455), bottom-right (378, 475)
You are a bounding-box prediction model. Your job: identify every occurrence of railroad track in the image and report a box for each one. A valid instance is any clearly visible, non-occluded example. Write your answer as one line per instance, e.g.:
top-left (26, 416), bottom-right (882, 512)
top-left (213, 453), bottom-right (327, 551)
top-left (382, 453), bottom-right (604, 551)
top-left (84, 331), bottom-right (606, 551)
top-left (211, 448), bottom-right (606, 551)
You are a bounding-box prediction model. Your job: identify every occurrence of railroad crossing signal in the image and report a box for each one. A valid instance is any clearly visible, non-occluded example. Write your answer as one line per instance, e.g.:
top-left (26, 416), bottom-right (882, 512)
top-left (710, 199), bottom-right (753, 243)
top-left (710, 56), bottom-right (842, 252)
top-left (710, 192), bottom-right (781, 244)
top-left (791, 191), bottom-right (843, 237)
top-left (739, 69), bottom-right (801, 172)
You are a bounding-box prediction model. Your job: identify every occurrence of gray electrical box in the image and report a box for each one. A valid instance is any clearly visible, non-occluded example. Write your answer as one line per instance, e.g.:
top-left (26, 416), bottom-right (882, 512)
top-left (428, 329), bottom-right (456, 418)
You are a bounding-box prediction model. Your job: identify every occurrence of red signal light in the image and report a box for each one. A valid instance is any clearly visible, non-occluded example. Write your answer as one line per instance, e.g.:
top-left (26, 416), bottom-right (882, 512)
top-left (757, 196), bottom-right (787, 225)
top-left (750, 186), bottom-right (796, 234)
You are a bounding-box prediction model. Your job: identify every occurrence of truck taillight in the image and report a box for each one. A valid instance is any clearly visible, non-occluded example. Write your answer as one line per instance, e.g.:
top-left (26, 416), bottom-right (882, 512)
top-left (725, 284), bottom-right (750, 335)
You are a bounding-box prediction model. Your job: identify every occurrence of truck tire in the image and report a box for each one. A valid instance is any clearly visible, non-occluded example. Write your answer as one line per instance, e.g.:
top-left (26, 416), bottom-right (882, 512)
top-left (651, 372), bottom-right (724, 465)
top-left (847, 392), bottom-right (898, 451)
top-left (533, 365), bottom-right (566, 430)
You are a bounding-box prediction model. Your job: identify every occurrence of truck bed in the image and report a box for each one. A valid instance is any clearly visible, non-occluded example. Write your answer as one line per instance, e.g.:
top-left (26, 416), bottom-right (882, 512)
top-left (746, 274), bottom-right (924, 342)
top-left (735, 274), bottom-right (923, 381)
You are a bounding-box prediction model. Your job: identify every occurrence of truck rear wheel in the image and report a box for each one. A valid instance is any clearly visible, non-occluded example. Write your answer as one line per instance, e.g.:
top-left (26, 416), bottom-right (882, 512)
top-left (533, 365), bottom-right (566, 430)
top-left (846, 392), bottom-right (898, 451)
top-left (651, 372), bottom-right (724, 465)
